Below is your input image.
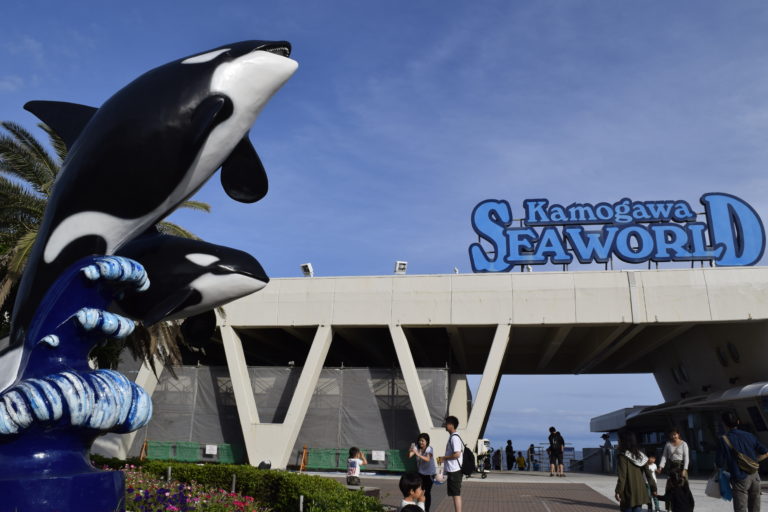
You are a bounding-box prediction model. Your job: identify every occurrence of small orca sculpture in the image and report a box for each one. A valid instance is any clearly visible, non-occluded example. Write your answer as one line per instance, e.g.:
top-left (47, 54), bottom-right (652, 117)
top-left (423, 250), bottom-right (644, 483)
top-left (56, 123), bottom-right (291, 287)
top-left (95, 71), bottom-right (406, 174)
top-left (6, 40), bottom-right (297, 355)
top-left (115, 232), bottom-right (269, 325)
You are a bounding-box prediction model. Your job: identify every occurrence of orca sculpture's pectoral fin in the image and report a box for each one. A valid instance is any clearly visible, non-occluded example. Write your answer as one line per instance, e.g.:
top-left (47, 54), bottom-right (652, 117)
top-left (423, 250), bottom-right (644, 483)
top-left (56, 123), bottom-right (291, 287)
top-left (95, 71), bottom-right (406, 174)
top-left (220, 135), bottom-right (268, 203)
top-left (137, 288), bottom-right (196, 327)
top-left (180, 310), bottom-right (217, 348)
top-left (23, 101), bottom-right (98, 149)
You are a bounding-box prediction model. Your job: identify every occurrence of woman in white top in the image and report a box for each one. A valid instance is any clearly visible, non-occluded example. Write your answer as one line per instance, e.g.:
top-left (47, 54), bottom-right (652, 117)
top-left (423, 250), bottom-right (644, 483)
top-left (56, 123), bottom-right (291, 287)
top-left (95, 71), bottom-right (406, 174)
top-left (408, 433), bottom-right (437, 512)
top-left (657, 429), bottom-right (689, 478)
top-left (656, 428), bottom-right (689, 511)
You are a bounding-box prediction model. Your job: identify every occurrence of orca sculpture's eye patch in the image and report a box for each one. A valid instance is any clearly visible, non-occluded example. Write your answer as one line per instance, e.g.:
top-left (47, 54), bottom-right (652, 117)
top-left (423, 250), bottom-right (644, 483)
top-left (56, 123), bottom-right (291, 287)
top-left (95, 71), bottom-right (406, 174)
top-left (182, 48), bottom-right (230, 64)
top-left (186, 253), bottom-right (220, 266)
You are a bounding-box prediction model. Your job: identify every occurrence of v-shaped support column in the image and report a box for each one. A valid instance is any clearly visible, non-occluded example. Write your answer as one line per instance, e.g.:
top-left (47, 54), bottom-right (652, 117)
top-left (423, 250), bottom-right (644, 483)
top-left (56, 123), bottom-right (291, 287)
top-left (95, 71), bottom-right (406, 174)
top-left (389, 324), bottom-right (511, 454)
top-left (463, 324), bottom-right (511, 451)
top-left (389, 324), bottom-right (446, 446)
top-left (221, 323), bottom-right (333, 468)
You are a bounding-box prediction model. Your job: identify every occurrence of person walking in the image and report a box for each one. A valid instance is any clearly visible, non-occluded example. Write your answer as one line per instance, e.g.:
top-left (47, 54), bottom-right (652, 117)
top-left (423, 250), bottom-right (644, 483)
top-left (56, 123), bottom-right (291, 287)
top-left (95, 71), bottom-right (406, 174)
top-left (716, 411), bottom-right (768, 512)
top-left (548, 426), bottom-right (565, 477)
top-left (615, 429), bottom-right (657, 512)
top-left (505, 440), bottom-right (514, 470)
top-left (408, 433), bottom-right (436, 512)
top-left (437, 416), bottom-right (464, 512)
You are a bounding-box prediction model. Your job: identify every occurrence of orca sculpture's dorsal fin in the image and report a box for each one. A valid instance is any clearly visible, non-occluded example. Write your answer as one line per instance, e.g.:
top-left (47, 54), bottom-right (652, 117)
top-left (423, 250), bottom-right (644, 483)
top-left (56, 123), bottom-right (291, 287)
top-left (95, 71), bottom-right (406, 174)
top-left (220, 135), bottom-right (268, 203)
top-left (23, 101), bottom-right (98, 149)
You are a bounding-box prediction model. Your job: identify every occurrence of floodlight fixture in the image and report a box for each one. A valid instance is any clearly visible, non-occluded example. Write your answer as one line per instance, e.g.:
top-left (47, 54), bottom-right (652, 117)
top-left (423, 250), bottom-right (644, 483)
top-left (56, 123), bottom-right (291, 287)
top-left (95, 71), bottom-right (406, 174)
top-left (394, 261), bottom-right (408, 274)
top-left (300, 263), bottom-right (314, 277)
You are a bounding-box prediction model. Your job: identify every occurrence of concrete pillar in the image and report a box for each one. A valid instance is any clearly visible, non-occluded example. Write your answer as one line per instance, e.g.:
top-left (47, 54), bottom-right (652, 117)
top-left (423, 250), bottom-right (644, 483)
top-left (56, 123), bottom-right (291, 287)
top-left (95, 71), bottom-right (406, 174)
top-left (222, 323), bottom-right (333, 469)
top-left (389, 324), bottom-right (445, 447)
top-left (448, 374), bottom-right (470, 426)
top-left (462, 324), bottom-right (511, 454)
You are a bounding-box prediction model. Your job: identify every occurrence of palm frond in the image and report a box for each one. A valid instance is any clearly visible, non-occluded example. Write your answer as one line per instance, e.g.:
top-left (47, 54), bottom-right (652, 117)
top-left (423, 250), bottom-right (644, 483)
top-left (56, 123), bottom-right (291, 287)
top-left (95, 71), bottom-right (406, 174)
top-left (177, 200), bottom-right (211, 213)
top-left (122, 321), bottom-right (183, 377)
top-left (38, 123), bottom-right (67, 186)
top-left (5, 229), bottom-right (37, 277)
top-left (0, 122), bottom-right (57, 189)
top-left (156, 221), bottom-right (201, 240)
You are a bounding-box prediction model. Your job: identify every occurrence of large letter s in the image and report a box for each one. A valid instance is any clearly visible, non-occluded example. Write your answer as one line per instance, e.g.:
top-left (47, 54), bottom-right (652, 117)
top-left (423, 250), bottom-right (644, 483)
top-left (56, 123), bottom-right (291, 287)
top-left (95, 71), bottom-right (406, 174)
top-left (469, 200), bottom-right (513, 272)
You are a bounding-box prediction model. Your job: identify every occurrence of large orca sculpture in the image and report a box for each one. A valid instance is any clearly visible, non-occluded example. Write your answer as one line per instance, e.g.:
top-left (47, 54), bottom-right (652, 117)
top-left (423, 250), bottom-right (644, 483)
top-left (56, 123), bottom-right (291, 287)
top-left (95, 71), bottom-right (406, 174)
top-left (2, 41), bottom-right (298, 386)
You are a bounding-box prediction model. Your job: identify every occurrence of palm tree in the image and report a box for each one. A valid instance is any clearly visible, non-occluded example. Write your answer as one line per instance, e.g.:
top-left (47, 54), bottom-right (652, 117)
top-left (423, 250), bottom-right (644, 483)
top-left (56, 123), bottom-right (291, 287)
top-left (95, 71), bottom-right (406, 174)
top-left (0, 121), bottom-right (211, 369)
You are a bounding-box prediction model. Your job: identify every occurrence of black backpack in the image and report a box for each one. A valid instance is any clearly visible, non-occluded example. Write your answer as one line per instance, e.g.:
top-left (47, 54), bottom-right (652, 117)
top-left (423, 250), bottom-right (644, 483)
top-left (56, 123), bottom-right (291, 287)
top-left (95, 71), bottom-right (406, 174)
top-left (452, 434), bottom-right (476, 476)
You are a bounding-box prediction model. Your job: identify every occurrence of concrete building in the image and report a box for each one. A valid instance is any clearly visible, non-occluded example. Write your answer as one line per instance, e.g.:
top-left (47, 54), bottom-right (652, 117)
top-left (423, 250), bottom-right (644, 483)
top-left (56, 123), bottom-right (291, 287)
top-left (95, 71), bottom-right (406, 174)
top-left (100, 265), bottom-right (768, 471)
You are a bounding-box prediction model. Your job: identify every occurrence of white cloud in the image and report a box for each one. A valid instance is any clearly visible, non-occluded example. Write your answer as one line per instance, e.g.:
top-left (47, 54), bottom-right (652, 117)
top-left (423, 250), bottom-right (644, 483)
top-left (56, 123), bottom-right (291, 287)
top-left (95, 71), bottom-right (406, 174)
top-left (0, 75), bottom-right (23, 92)
top-left (2, 36), bottom-right (44, 64)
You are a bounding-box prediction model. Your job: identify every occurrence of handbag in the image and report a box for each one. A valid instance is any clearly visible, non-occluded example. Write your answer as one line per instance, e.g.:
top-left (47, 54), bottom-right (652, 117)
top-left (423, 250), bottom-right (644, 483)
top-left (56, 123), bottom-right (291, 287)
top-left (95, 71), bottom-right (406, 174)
top-left (722, 435), bottom-right (760, 474)
top-left (705, 470), bottom-right (721, 499)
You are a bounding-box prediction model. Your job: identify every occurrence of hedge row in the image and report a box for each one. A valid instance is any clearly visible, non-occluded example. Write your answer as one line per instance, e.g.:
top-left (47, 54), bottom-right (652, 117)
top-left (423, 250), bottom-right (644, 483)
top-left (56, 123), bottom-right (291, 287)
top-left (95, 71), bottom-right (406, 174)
top-left (91, 456), bottom-right (384, 512)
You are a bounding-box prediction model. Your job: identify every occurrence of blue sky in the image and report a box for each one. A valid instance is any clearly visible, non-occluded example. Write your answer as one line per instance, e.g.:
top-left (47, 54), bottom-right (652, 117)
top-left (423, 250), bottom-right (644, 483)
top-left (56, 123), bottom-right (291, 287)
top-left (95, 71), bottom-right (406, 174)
top-left (2, 0), bottom-right (766, 449)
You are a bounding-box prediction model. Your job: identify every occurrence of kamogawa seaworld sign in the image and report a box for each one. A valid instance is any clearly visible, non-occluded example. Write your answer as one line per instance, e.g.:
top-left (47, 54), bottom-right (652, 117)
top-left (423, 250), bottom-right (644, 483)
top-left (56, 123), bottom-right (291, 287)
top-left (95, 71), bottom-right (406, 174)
top-left (469, 193), bottom-right (765, 272)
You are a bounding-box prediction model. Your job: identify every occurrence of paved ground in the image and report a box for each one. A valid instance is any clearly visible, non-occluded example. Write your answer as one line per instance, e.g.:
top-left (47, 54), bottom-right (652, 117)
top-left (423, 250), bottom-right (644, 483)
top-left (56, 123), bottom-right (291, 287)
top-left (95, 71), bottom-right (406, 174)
top-left (320, 469), bottom-right (768, 512)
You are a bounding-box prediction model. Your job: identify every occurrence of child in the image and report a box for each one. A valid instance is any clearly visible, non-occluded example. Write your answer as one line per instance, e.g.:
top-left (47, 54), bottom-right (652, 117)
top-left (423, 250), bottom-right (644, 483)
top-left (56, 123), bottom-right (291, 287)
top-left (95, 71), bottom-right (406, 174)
top-left (516, 451), bottom-right (526, 471)
top-left (398, 472), bottom-right (426, 511)
top-left (657, 468), bottom-right (694, 512)
top-left (646, 455), bottom-right (660, 512)
top-left (346, 447), bottom-right (367, 486)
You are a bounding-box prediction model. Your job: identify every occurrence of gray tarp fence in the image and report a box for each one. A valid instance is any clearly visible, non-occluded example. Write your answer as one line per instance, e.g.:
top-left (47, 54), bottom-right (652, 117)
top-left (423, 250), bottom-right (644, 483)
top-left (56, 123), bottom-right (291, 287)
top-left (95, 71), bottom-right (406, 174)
top-left (128, 365), bottom-right (448, 461)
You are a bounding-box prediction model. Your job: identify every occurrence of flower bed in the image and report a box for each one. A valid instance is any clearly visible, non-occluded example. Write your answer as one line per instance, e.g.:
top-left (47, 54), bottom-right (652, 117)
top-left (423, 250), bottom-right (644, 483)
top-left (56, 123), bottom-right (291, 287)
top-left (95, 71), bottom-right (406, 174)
top-left (125, 469), bottom-right (269, 511)
top-left (113, 462), bottom-right (385, 512)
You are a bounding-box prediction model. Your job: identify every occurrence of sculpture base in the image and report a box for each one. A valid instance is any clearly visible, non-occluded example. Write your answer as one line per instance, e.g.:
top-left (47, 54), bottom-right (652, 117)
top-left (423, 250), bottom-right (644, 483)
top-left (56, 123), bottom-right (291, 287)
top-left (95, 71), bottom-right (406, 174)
top-left (0, 470), bottom-right (125, 512)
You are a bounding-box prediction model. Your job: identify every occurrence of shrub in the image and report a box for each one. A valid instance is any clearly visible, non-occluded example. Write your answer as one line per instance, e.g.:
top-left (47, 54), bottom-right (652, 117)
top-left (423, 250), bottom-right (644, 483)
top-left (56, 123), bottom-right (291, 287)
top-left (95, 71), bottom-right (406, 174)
top-left (92, 453), bottom-right (146, 470)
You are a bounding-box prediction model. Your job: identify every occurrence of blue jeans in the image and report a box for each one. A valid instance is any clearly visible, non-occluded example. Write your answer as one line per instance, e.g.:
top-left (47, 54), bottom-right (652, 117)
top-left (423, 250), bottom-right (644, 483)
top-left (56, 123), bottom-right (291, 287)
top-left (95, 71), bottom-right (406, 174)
top-left (622, 507), bottom-right (644, 512)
